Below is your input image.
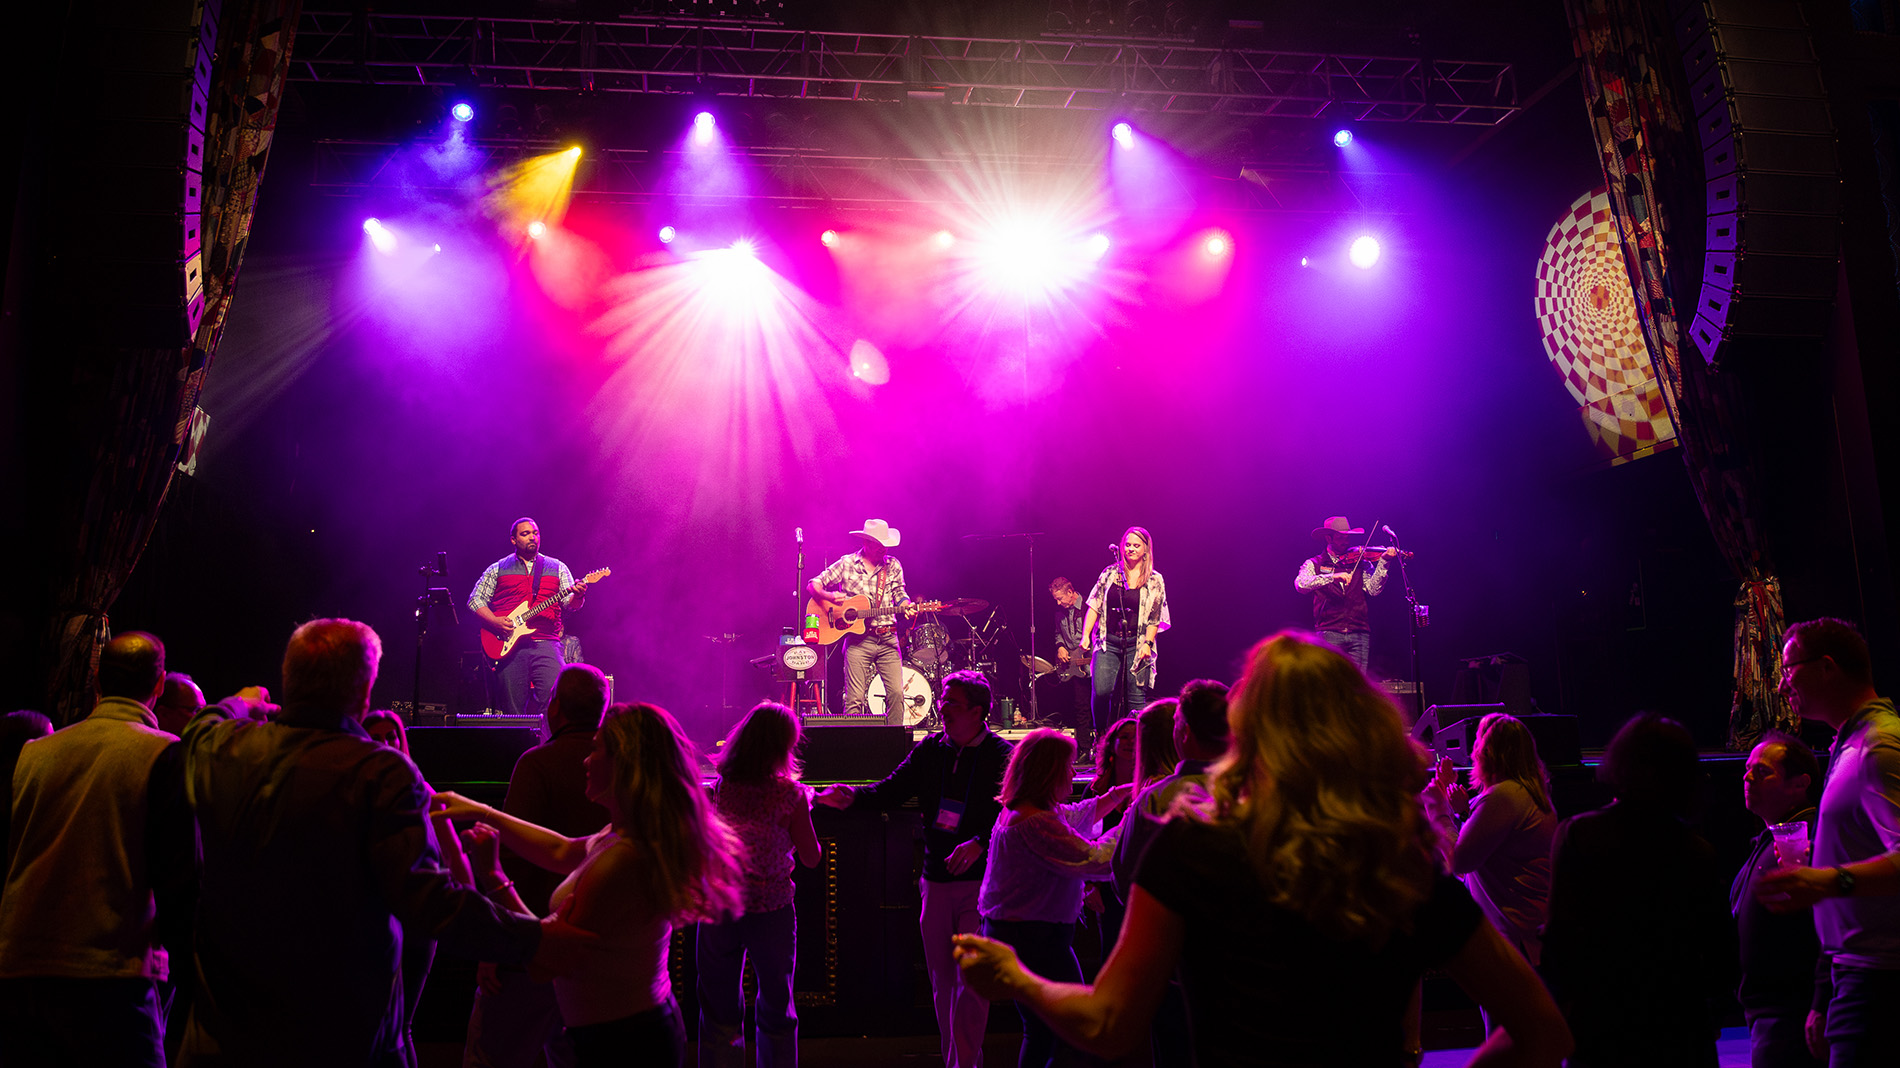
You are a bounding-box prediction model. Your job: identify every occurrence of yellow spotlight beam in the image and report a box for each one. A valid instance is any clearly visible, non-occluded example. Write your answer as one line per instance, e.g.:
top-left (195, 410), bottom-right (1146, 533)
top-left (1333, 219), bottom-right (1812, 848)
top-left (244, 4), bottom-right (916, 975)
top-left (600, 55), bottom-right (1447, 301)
top-left (484, 146), bottom-right (582, 240)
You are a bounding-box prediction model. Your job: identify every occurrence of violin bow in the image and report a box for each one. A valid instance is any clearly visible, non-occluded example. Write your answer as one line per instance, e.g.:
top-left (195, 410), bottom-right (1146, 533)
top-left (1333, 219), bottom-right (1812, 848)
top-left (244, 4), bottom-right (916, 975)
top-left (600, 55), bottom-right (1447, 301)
top-left (1342, 517), bottom-right (1383, 586)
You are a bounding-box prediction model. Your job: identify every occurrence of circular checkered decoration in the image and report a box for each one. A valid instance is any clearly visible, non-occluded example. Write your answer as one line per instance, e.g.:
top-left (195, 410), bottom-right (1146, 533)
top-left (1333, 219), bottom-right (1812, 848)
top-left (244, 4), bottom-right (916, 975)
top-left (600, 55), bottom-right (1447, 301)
top-left (1534, 187), bottom-right (1653, 405)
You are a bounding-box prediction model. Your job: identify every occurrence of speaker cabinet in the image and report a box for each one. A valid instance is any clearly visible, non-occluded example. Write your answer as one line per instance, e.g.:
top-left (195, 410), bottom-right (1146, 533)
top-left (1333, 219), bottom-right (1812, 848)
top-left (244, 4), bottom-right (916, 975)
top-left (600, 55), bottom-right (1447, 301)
top-left (801, 725), bottom-right (918, 784)
top-left (1672, 0), bottom-right (1839, 366)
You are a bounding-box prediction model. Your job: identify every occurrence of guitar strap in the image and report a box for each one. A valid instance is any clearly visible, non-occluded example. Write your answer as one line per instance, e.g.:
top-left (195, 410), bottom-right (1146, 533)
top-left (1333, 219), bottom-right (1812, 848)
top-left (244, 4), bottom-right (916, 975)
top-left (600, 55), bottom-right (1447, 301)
top-left (527, 555), bottom-right (545, 637)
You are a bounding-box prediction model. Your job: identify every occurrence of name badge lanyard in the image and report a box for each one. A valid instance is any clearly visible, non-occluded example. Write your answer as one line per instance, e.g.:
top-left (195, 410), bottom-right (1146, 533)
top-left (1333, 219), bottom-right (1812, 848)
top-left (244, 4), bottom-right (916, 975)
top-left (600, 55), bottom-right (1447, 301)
top-left (935, 738), bottom-right (981, 834)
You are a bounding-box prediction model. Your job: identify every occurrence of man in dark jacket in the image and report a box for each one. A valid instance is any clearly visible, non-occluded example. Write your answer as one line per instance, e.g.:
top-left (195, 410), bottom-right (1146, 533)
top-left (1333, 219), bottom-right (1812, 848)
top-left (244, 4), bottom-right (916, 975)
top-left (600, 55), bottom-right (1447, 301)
top-left (1732, 731), bottom-right (1824, 1067)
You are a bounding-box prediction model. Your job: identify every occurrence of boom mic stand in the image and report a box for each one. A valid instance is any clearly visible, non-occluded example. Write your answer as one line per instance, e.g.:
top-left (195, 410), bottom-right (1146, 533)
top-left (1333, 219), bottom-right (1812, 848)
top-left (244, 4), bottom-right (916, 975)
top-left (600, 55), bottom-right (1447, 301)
top-left (961, 532), bottom-right (1045, 725)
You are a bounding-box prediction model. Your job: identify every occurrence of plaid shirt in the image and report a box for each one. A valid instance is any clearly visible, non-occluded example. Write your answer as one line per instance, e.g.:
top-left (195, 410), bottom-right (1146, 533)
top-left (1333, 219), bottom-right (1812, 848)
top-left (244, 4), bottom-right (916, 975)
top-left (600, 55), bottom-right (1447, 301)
top-left (816, 552), bottom-right (909, 632)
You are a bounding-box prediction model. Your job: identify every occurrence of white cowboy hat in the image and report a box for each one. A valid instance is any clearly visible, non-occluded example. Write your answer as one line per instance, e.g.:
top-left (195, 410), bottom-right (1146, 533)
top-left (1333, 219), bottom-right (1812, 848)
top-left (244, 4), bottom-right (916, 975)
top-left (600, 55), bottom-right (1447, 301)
top-left (849, 519), bottom-right (901, 548)
top-left (1311, 516), bottom-right (1364, 540)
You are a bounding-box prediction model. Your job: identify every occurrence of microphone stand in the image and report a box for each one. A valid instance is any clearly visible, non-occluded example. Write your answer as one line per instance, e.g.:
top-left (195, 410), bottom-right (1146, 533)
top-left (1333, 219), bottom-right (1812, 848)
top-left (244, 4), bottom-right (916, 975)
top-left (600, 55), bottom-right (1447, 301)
top-left (412, 552), bottom-right (456, 723)
top-left (962, 532), bottom-right (1045, 726)
top-left (1387, 527), bottom-right (1428, 724)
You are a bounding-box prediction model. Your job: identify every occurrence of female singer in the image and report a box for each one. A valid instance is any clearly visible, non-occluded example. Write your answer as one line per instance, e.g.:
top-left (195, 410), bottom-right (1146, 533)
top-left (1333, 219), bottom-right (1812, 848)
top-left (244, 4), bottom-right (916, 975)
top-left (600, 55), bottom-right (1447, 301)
top-left (1081, 527), bottom-right (1171, 742)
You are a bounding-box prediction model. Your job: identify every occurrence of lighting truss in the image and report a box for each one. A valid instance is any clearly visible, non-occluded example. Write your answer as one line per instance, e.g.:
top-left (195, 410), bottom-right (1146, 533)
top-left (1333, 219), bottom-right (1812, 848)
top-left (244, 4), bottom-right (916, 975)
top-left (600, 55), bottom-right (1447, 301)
top-left (293, 11), bottom-right (1518, 124)
top-left (310, 138), bottom-right (1423, 217)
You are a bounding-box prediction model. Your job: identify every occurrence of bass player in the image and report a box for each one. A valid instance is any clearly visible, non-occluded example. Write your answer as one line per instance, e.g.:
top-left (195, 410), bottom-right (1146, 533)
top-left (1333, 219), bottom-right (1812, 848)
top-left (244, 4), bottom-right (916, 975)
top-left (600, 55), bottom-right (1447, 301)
top-left (808, 519), bottom-right (913, 724)
top-left (469, 517), bottom-right (588, 720)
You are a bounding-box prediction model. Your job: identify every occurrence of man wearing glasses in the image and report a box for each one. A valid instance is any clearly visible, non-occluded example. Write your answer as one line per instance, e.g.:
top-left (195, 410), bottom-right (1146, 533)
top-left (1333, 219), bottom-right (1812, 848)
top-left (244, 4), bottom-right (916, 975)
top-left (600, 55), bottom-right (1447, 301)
top-left (1759, 618), bottom-right (1900, 1066)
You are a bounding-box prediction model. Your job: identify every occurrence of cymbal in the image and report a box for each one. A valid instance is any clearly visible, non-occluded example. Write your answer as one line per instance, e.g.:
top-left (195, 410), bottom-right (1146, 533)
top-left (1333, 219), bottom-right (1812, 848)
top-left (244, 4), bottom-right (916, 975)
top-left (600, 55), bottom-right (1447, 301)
top-left (1022, 655), bottom-right (1057, 676)
top-left (938, 597), bottom-right (990, 617)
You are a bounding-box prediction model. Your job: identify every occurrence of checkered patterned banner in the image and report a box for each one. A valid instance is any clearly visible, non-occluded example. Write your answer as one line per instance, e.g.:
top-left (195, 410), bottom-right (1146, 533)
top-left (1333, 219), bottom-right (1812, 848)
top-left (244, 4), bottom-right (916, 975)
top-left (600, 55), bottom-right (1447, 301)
top-left (1535, 187), bottom-right (1679, 466)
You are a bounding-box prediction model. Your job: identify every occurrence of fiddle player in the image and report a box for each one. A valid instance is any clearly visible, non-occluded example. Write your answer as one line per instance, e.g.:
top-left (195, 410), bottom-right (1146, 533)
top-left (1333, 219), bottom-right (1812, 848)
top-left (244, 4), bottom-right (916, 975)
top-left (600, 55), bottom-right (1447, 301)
top-left (1293, 516), bottom-right (1397, 674)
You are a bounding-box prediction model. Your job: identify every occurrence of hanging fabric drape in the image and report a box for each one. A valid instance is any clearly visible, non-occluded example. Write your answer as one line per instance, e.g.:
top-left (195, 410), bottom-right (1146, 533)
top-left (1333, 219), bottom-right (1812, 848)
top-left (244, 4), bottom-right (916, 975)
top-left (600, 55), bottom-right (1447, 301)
top-left (1564, 0), bottom-right (1790, 746)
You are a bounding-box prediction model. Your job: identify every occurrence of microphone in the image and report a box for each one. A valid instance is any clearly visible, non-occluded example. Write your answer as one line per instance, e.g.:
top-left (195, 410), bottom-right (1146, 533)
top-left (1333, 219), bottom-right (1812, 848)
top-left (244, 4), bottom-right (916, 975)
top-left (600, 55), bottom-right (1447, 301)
top-left (1108, 542), bottom-right (1120, 554)
top-left (1382, 524), bottom-right (1399, 541)
top-left (795, 526), bottom-right (804, 544)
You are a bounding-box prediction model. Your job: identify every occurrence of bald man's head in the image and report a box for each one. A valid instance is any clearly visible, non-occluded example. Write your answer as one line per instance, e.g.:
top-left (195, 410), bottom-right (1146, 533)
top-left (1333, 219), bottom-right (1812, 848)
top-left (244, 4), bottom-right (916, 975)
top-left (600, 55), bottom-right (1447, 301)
top-left (98, 632), bottom-right (166, 704)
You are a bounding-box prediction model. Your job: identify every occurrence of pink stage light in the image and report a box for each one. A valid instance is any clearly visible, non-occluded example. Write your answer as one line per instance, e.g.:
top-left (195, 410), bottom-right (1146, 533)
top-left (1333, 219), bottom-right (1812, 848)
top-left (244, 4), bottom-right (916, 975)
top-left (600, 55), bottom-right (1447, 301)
top-left (659, 225), bottom-right (677, 244)
top-left (1203, 231), bottom-right (1231, 257)
top-left (527, 220), bottom-right (548, 239)
top-left (820, 229), bottom-right (840, 248)
top-left (1111, 122), bottom-right (1134, 148)
top-left (730, 238), bottom-right (757, 258)
top-left (1349, 235), bottom-right (1381, 269)
top-left (692, 112), bottom-right (717, 147)
top-left (1084, 232), bottom-right (1111, 261)
top-left (362, 218), bottom-right (397, 255)
top-left (932, 230), bottom-right (956, 250)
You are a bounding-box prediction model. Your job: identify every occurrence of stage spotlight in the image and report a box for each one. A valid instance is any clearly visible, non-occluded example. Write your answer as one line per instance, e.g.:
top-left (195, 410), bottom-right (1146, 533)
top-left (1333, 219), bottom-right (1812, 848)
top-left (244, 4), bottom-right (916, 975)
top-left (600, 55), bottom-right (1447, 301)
top-left (659, 225), bottom-right (677, 244)
top-left (731, 238), bottom-right (757, 258)
top-left (1111, 122), bottom-right (1134, 148)
top-left (451, 101), bottom-right (475, 123)
top-left (932, 230), bottom-right (955, 250)
top-left (1349, 235), bottom-right (1381, 269)
top-left (433, 243), bottom-right (442, 253)
top-left (1333, 129), bottom-right (1354, 148)
top-left (820, 229), bottom-right (840, 248)
top-left (527, 220), bottom-right (548, 239)
top-left (1084, 232), bottom-right (1111, 260)
top-left (1300, 256), bottom-right (1309, 267)
top-left (362, 218), bottom-right (397, 255)
top-left (693, 111), bottom-right (716, 146)
top-left (1203, 232), bottom-right (1230, 257)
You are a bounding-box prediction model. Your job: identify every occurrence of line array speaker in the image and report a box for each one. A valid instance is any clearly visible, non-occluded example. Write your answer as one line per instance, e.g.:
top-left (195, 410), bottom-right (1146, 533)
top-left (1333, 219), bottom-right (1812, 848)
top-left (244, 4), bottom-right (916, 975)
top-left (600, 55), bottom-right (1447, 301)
top-left (1671, 0), bottom-right (1840, 366)
top-left (66, 0), bottom-right (221, 348)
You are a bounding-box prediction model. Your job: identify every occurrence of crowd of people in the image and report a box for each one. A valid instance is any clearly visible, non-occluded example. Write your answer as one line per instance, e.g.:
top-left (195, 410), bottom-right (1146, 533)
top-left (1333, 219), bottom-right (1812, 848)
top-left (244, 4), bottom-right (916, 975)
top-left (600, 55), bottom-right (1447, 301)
top-left (2, 614), bottom-right (1897, 1067)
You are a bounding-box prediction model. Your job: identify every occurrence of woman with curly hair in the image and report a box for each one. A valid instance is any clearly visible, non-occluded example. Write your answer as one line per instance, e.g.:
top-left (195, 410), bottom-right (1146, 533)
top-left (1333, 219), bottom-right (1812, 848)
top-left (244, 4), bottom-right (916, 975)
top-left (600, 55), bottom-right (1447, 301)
top-left (954, 631), bottom-right (1571, 1067)
top-left (436, 703), bottom-right (744, 1066)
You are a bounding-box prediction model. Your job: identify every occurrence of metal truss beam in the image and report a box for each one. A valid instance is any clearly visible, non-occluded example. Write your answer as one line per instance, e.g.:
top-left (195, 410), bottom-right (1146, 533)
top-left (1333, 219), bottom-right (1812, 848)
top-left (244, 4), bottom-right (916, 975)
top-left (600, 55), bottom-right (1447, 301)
top-left (310, 138), bottom-right (1422, 217)
top-left (293, 11), bottom-right (1518, 124)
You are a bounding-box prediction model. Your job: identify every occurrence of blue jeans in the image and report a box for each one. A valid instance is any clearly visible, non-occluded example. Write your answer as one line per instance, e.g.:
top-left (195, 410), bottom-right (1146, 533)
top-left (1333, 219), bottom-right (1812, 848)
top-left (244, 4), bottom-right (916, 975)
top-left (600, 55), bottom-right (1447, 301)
top-left (1091, 640), bottom-right (1150, 737)
top-left (981, 917), bottom-right (1080, 1068)
top-left (844, 632), bottom-right (906, 724)
top-left (1826, 963), bottom-right (1900, 1067)
top-left (498, 639), bottom-right (564, 721)
top-left (696, 906), bottom-right (799, 1068)
top-left (1321, 629), bottom-right (1371, 674)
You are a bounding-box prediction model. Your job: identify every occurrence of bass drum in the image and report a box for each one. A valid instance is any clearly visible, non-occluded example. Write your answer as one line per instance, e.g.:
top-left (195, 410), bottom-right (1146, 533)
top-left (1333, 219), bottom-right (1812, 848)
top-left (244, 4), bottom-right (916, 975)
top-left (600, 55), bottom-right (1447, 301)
top-left (868, 666), bottom-right (935, 726)
top-left (906, 622), bottom-right (951, 676)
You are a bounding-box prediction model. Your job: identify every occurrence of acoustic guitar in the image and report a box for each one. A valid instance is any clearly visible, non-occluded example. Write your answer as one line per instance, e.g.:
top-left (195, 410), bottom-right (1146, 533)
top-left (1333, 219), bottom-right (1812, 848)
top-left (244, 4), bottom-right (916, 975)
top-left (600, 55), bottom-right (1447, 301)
top-left (482, 567), bottom-right (611, 661)
top-left (804, 594), bottom-right (943, 646)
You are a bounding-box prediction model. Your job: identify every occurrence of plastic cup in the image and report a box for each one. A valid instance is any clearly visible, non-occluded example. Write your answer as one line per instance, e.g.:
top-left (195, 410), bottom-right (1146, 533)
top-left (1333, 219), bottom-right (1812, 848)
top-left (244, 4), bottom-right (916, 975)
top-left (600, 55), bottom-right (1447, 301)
top-left (1768, 821), bottom-right (1810, 869)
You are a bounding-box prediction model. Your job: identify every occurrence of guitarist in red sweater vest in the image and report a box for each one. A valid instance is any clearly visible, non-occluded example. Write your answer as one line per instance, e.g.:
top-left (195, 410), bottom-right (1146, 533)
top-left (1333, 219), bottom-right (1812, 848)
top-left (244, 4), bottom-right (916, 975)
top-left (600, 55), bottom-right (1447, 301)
top-left (469, 518), bottom-right (588, 721)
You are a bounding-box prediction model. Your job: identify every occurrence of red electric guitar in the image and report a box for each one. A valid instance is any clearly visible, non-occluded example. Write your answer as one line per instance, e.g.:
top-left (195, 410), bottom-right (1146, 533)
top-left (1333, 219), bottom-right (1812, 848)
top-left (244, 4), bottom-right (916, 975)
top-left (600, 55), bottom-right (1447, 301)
top-left (482, 567), bottom-right (611, 661)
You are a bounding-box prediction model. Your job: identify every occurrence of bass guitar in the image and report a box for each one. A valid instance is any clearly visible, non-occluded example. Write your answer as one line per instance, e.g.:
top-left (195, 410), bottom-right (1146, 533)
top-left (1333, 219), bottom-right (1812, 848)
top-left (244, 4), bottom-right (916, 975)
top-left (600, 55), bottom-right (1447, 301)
top-left (482, 567), bottom-right (612, 661)
top-left (804, 595), bottom-right (943, 646)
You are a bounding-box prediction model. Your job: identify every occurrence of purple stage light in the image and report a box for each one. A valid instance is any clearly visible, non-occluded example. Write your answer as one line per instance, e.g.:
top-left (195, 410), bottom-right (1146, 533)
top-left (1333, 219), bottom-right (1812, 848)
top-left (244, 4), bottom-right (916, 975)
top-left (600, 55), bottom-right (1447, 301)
top-left (451, 101), bottom-right (475, 123)
top-left (433, 243), bottom-right (442, 253)
top-left (363, 218), bottom-right (397, 255)
top-left (1333, 129), bottom-right (1354, 148)
top-left (659, 225), bottom-right (677, 244)
top-left (527, 220), bottom-right (548, 240)
top-left (1349, 235), bottom-right (1381, 269)
top-left (692, 111), bottom-right (717, 146)
top-left (820, 229), bottom-right (840, 248)
top-left (1084, 232), bottom-right (1111, 261)
top-left (932, 230), bottom-right (955, 250)
top-left (1203, 232), bottom-right (1231, 257)
top-left (849, 339), bottom-right (890, 385)
top-left (731, 238), bottom-right (757, 258)
top-left (1112, 122), bottom-right (1134, 148)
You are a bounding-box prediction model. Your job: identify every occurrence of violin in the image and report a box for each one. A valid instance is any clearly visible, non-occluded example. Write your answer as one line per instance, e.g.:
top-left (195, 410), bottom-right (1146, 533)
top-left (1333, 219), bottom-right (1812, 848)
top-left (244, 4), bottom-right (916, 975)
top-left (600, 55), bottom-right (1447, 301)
top-left (1336, 545), bottom-right (1415, 565)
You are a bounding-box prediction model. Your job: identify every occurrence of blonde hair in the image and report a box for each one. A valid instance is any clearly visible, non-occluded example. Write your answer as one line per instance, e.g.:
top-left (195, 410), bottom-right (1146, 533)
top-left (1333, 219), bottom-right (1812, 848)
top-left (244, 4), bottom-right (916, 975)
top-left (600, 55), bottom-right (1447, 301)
top-left (1120, 526), bottom-right (1154, 590)
top-left (999, 729), bottom-right (1077, 811)
top-left (1205, 631), bottom-right (1437, 945)
top-left (1472, 713), bottom-right (1552, 814)
top-left (598, 703), bottom-right (745, 923)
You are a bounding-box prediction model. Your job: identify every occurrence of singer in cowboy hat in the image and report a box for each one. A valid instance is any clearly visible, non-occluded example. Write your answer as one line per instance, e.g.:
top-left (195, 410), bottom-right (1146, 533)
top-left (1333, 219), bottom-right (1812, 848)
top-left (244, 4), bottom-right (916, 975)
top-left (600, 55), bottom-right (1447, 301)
top-left (1293, 516), bottom-right (1397, 674)
top-left (808, 519), bottom-right (916, 724)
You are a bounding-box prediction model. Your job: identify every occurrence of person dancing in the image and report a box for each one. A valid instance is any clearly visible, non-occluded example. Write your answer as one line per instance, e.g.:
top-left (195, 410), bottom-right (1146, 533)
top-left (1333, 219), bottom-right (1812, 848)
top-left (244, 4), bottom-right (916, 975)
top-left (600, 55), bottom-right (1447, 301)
top-left (697, 702), bottom-right (822, 1068)
top-left (436, 704), bottom-right (745, 1067)
top-left (953, 630), bottom-right (1572, 1068)
top-left (1081, 527), bottom-right (1171, 744)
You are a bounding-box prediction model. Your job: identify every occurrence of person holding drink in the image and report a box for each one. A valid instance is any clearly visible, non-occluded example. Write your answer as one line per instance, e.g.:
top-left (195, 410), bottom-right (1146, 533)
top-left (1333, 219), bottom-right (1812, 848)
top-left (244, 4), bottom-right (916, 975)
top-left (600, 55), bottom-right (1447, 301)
top-left (1732, 731), bottom-right (1825, 1067)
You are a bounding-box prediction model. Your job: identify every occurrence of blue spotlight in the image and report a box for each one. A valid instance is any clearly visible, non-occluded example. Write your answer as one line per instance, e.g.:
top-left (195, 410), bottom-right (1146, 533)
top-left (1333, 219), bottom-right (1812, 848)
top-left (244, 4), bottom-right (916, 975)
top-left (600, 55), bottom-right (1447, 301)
top-left (451, 101), bottom-right (475, 123)
top-left (1111, 122), bottom-right (1134, 148)
top-left (1333, 129), bottom-right (1354, 148)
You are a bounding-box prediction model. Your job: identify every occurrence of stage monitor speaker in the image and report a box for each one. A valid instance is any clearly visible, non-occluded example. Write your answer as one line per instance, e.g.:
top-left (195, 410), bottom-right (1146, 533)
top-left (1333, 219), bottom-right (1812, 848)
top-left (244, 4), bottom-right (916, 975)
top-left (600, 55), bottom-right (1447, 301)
top-left (408, 725), bottom-right (543, 789)
top-left (1435, 714), bottom-right (1583, 769)
top-left (1672, 0), bottom-right (1839, 367)
top-left (801, 725), bottom-right (915, 784)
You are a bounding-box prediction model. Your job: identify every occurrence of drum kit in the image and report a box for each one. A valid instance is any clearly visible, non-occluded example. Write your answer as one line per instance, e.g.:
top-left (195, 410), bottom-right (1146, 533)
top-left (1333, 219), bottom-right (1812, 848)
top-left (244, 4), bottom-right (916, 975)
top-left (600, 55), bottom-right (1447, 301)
top-left (865, 596), bottom-right (1003, 726)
